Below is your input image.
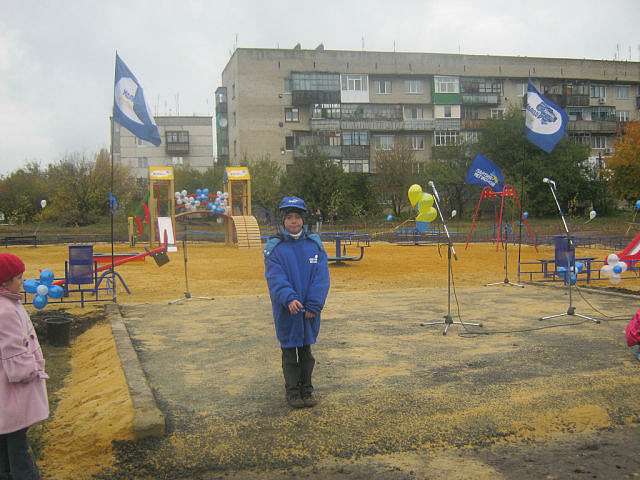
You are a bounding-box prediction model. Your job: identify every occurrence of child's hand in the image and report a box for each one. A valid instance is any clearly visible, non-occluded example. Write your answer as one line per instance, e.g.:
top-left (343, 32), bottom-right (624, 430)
top-left (287, 300), bottom-right (304, 315)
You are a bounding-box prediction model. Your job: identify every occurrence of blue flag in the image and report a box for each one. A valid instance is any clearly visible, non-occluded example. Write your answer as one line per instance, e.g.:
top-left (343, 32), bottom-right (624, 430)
top-left (525, 80), bottom-right (568, 153)
top-left (113, 53), bottom-right (161, 146)
top-left (465, 154), bottom-right (504, 192)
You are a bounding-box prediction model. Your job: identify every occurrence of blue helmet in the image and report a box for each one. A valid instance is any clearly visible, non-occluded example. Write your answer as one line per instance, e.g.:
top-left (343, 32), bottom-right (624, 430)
top-left (278, 196), bottom-right (307, 214)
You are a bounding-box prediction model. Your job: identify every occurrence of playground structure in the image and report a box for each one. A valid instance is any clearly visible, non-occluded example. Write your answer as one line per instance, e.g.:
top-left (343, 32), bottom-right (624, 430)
top-left (466, 184), bottom-right (537, 250)
top-left (323, 232), bottom-right (371, 264)
top-left (616, 232), bottom-right (640, 264)
top-left (223, 166), bottom-right (261, 249)
top-left (142, 165), bottom-right (261, 250)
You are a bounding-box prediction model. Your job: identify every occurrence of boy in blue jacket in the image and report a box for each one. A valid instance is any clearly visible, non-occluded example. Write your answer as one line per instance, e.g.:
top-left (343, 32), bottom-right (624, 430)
top-left (264, 196), bottom-right (330, 408)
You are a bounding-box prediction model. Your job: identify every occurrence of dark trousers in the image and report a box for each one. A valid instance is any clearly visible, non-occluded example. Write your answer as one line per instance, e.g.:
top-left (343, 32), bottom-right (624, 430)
top-left (281, 345), bottom-right (316, 397)
top-left (0, 428), bottom-right (40, 480)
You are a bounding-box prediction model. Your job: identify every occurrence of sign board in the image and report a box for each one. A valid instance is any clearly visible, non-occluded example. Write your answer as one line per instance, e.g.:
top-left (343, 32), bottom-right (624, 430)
top-left (224, 166), bottom-right (250, 182)
top-left (157, 217), bottom-right (178, 252)
top-left (149, 166), bottom-right (174, 181)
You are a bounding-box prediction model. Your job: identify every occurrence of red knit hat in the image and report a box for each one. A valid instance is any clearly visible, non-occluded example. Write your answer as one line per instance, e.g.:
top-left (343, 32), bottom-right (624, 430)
top-left (0, 253), bottom-right (25, 285)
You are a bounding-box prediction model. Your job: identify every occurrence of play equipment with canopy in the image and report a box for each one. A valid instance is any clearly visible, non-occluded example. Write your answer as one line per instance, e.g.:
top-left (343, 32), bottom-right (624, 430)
top-left (223, 166), bottom-right (261, 249)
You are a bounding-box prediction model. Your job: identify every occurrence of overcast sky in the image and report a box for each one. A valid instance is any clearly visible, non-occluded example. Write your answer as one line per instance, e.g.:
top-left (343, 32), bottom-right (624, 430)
top-left (1, 0), bottom-right (638, 175)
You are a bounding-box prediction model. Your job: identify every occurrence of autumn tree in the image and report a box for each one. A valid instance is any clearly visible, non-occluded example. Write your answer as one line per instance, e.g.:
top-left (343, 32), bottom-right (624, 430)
top-left (607, 121), bottom-right (640, 205)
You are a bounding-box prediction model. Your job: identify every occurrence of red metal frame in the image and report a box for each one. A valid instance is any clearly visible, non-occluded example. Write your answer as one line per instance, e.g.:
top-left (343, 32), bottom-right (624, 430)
top-left (465, 184), bottom-right (537, 251)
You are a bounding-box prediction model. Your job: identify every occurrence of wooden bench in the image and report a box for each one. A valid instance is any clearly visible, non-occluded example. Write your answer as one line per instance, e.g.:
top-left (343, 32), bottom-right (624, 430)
top-left (2, 235), bottom-right (37, 247)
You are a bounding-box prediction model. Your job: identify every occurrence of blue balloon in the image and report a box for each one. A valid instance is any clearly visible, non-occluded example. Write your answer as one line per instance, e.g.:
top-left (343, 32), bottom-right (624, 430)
top-left (613, 264), bottom-right (623, 274)
top-left (48, 285), bottom-right (64, 299)
top-left (203, 188), bottom-right (209, 195)
top-left (635, 200), bottom-right (640, 210)
top-left (196, 189), bottom-right (202, 195)
top-left (522, 211), bottom-right (529, 220)
top-left (416, 221), bottom-right (429, 233)
top-left (575, 261), bottom-right (584, 273)
top-left (23, 279), bottom-right (38, 294)
top-left (39, 269), bottom-right (54, 286)
top-left (386, 214), bottom-right (394, 222)
top-left (570, 274), bottom-right (577, 285)
top-left (33, 295), bottom-right (48, 310)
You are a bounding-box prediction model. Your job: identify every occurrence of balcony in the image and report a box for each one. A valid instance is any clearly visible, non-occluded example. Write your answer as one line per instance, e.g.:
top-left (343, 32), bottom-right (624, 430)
top-left (166, 142), bottom-right (189, 154)
top-left (567, 120), bottom-right (619, 133)
top-left (461, 93), bottom-right (500, 105)
top-left (461, 119), bottom-right (489, 130)
top-left (294, 144), bottom-right (342, 159)
top-left (434, 118), bottom-right (461, 130)
top-left (565, 94), bottom-right (589, 107)
top-left (309, 118), bottom-right (341, 131)
top-left (341, 119), bottom-right (404, 131)
top-left (292, 90), bottom-right (340, 105)
top-left (342, 145), bottom-right (370, 159)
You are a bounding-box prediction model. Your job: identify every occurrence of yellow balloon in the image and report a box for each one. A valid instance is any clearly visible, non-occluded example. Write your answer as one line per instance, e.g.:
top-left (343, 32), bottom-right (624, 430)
top-left (416, 206), bottom-right (437, 223)
top-left (408, 184), bottom-right (423, 207)
top-left (418, 193), bottom-right (434, 213)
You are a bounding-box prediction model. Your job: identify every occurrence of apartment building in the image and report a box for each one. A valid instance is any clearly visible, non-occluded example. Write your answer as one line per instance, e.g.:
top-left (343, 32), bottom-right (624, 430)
top-left (113, 116), bottom-right (215, 178)
top-left (215, 47), bottom-right (640, 172)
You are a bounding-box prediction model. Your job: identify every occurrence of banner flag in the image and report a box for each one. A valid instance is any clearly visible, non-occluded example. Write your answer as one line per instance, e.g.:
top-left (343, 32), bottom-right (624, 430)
top-left (525, 80), bottom-right (568, 153)
top-left (113, 53), bottom-right (161, 146)
top-left (465, 153), bottom-right (505, 192)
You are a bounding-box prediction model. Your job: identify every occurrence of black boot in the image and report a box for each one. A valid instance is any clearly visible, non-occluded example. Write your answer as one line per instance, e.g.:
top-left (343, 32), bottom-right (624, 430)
top-left (298, 345), bottom-right (317, 407)
top-left (281, 348), bottom-right (305, 408)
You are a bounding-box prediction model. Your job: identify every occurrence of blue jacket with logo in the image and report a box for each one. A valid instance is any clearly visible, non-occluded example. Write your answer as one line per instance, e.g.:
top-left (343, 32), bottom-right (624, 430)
top-left (264, 229), bottom-right (330, 348)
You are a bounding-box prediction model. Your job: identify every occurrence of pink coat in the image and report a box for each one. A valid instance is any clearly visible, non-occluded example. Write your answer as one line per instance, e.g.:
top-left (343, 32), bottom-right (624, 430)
top-left (0, 294), bottom-right (49, 434)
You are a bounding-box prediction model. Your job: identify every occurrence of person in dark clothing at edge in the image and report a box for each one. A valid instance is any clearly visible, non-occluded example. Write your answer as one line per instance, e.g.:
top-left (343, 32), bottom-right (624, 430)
top-left (264, 196), bottom-right (330, 408)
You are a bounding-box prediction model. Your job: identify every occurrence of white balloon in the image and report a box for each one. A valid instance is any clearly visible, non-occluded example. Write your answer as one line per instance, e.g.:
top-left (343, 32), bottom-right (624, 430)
top-left (610, 274), bottom-right (622, 285)
top-left (175, 192), bottom-right (181, 197)
top-left (181, 190), bottom-right (188, 196)
top-left (600, 264), bottom-right (613, 278)
top-left (619, 261), bottom-right (628, 273)
top-left (607, 253), bottom-right (619, 266)
top-left (40, 199), bottom-right (47, 209)
top-left (589, 210), bottom-right (596, 220)
top-left (36, 284), bottom-right (49, 296)
top-left (451, 210), bottom-right (457, 218)
top-left (176, 199), bottom-right (183, 205)
top-left (194, 200), bottom-right (201, 207)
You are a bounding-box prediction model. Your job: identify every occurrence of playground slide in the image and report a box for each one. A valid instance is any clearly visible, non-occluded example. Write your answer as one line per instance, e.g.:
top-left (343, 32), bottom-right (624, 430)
top-left (618, 232), bottom-right (640, 261)
top-left (231, 216), bottom-right (261, 249)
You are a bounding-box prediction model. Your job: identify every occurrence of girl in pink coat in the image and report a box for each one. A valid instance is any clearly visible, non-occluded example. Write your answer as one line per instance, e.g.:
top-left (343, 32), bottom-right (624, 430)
top-left (0, 254), bottom-right (49, 480)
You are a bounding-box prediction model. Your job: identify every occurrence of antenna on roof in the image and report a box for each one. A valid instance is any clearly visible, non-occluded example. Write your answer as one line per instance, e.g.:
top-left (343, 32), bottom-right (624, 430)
top-left (393, 40), bottom-right (396, 52)
top-left (293, 43), bottom-right (301, 50)
top-left (315, 43), bottom-right (324, 52)
top-left (362, 35), bottom-right (365, 51)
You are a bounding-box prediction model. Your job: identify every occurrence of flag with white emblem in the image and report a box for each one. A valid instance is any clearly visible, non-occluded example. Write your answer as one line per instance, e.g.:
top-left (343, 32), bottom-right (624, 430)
top-left (525, 80), bottom-right (568, 153)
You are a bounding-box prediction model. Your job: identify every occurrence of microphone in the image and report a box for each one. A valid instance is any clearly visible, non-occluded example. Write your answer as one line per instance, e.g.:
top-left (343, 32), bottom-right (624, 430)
top-left (543, 177), bottom-right (556, 188)
top-left (428, 180), bottom-right (440, 201)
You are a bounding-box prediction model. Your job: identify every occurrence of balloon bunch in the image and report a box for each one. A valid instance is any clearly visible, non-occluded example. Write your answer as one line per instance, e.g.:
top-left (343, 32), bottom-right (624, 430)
top-left (23, 269), bottom-right (65, 310)
top-left (600, 253), bottom-right (627, 285)
top-left (175, 189), bottom-right (229, 215)
top-left (556, 261), bottom-right (584, 285)
top-left (636, 200), bottom-right (640, 210)
top-left (408, 184), bottom-right (438, 233)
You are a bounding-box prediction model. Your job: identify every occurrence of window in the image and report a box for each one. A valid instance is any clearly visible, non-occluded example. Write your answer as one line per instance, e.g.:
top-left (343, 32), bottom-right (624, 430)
top-left (292, 72), bottom-right (340, 91)
top-left (490, 108), bottom-right (505, 119)
top-left (171, 157), bottom-right (183, 166)
top-left (406, 80), bottom-right (422, 94)
top-left (434, 76), bottom-right (459, 94)
top-left (376, 135), bottom-right (394, 150)
top-left (618, 110), bottom-right (630, 122)
top-left (233, 112), bottom-right (237, 127)
top-left (328, 133), bottom-right (341, 147)
top-left (285, 108), bottom-right (299, 122)
top-left (591, 135), bottom-right (608, 149)
top-left (377, 80), bottom-right (392, 94)
top-left (590, 84), bottom-right (606, 99)
top-left (341, 159), bottom-right (370, 173)
top-left (342, 131), bottom-right (369, 146)
top-left (569, 133), bottom-right (590, 145)
top-left (285, 135), bottom-right (294, 151)
top-left (463, 107), bottom-right (480, 119)
top-left (137, 157), bottom-right (148, 168)
top-left (283, 78), bottom-right (292, 93)
top-left (166, 131), bottom-right (189, 143)
top-left (434, 131), bottom-right (459, 146)
top-left (443, 106), bottom-right (452, 118)
top-left (461, 131), bottom-right (479, 143)
top-left (616, 85), bottom-right (630, 99)
top-left (410, 135), bottom-right (425, 150)
top-left (403, 106), bottom-right (424, 119)
top-left (341, 75), bottom-right (368, 91)
top-left (516, 82), bottom-right (527, 97)
top-left (312, 104), bottom-right (341, 119)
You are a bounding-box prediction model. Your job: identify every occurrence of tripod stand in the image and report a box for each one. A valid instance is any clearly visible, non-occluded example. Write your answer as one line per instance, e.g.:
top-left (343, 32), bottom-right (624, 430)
top-left (169, 221), bottom-right (214, 305)
top-left (421, 181), bottom-right (483, 335)
top-left (486, 223), bottom-right (524, 288)
top-left (539, 178), bottom-right (598, 323)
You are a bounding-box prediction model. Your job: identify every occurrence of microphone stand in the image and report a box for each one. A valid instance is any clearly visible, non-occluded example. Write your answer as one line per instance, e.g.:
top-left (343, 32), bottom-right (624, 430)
top-left (421, 181), bottom-right (483, 335)
top-left (169, 221), bottom-right (214, 305)
top-left (539, 179), bottom-right (598, 323)
top-left (486, 221), bottom-right (524, 288)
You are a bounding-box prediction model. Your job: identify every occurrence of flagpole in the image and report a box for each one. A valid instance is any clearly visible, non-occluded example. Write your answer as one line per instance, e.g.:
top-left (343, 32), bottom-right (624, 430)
top-left (110, 54), bottom-right (117, 303)
top-left (517, 141), bottom-right (525, 283)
